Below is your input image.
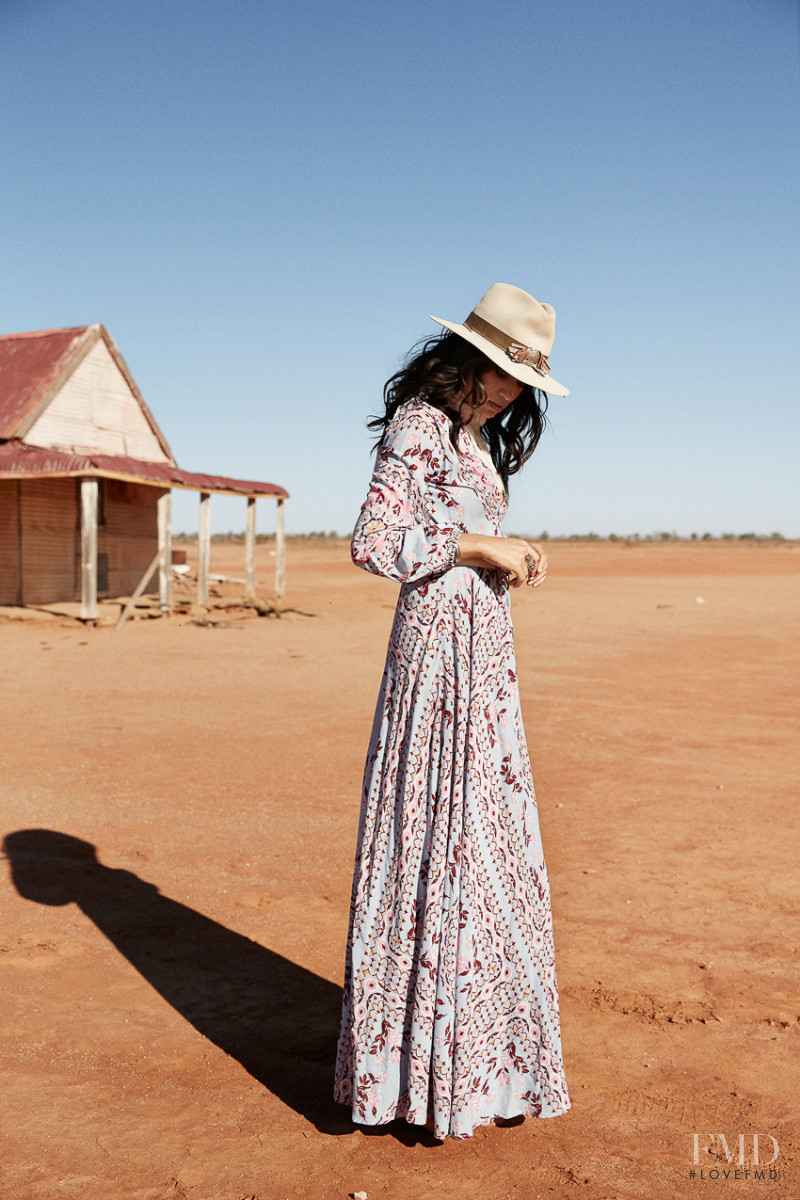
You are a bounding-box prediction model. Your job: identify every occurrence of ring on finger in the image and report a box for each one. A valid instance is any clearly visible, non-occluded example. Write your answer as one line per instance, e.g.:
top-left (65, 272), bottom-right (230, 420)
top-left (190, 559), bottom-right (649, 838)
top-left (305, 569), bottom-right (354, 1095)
top-left (525, 553), bottom-right (537, 574)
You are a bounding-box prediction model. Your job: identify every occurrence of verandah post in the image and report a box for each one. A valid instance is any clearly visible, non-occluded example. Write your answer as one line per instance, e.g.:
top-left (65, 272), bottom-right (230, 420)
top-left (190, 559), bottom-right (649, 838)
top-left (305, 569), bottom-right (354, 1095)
top-left (275, 496), bottom-right (286, 598)
top-left (245, 496), bottom-right (256, 599)
top-left (197, 491), bottom-right (211, 607)
top-left (80, 478), bottom-right (99, 622)
top-left (157, 490), bottom-right (172, 613)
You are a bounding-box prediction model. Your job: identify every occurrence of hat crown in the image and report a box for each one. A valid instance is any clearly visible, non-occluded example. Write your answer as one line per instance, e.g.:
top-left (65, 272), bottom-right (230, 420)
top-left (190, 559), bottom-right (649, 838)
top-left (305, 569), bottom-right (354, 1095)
top-left (471, 283), bottom-right (556, 356)
top-left (428, 281), bottom-right (568, 395)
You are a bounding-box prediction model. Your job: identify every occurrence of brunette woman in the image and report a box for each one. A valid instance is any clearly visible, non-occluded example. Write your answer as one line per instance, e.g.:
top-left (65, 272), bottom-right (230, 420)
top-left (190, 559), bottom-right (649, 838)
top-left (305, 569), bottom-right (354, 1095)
top-left (334, 283), bottom-right (571, 1140)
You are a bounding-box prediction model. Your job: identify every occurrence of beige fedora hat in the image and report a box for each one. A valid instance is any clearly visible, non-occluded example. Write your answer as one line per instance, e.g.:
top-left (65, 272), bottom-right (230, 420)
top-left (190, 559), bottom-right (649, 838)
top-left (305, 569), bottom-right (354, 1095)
top-left (430, 282), bottom-right (569, 396)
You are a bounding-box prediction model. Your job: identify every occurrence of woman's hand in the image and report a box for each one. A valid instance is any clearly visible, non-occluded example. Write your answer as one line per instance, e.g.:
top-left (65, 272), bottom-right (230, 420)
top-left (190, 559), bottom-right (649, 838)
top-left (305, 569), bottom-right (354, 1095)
top-left (457, 534), bottom-right (548, 588)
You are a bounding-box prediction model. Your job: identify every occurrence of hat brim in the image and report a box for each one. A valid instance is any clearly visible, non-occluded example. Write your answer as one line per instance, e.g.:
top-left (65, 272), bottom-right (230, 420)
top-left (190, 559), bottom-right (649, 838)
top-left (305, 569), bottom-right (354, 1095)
top-left (430, 316), bottom-right (569, 397)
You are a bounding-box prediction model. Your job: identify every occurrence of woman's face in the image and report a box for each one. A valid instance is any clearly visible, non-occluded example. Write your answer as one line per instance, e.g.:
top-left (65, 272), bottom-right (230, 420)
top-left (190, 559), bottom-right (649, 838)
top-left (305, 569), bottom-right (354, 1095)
top-left (466, 364), bottom-right (523, 425)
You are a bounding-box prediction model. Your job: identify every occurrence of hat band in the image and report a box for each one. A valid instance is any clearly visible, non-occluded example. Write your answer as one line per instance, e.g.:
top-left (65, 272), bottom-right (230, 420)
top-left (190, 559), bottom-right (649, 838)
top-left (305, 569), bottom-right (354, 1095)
top-left (463, 312), bottom-right (551, 377)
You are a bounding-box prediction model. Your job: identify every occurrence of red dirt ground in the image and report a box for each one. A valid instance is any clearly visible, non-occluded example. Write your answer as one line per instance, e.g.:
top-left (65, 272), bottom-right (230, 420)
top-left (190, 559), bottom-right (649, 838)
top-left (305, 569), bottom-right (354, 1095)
top-left (1, 540), bottom-right (798, 1200)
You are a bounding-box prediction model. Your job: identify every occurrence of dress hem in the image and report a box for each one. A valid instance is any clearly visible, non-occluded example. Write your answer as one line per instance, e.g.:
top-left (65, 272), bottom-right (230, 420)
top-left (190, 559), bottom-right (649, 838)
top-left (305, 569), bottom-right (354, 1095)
top-left (335, 1095), bottom-right (571, 1142)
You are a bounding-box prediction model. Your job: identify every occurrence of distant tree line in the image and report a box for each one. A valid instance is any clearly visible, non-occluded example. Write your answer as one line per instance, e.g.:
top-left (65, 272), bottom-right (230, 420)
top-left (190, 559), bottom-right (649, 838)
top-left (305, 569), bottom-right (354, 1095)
top-left (172, 530), bottom-right (792, 543)
top-left (173, 530), bottom-right (342, 543)
top-left (524, 531), bottom-right (790, 543)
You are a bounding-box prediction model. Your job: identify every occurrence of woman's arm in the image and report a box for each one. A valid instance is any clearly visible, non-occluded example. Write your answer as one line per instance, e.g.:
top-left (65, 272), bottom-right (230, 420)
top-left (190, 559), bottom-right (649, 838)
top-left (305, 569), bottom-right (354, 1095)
top-left (351, 405), bottom-right (464, 584)
top-left (457, 533), bottom-right (548, 588)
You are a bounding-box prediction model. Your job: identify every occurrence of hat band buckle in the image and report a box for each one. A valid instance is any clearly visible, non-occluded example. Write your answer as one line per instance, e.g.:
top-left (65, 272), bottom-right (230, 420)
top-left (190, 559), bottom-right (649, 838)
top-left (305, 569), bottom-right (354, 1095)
top-left (506, 343), bottom-right (551, 376)
top-left (464, 312), bottom-right (551, 378)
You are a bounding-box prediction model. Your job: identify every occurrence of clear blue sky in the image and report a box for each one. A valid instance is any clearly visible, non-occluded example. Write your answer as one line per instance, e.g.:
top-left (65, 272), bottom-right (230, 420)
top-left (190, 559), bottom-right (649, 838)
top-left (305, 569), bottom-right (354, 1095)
top-left (1, 0), bottom-right (798, 537)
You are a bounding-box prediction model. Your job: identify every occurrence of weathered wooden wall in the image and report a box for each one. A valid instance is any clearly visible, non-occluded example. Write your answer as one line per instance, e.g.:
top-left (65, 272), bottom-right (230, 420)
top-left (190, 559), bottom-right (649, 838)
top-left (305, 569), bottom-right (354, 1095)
top-left (99, 480), bottom-right (160, 598)
top-left (0, 480), bottom-right (21, 605)
top-left (25, 340), bottom-right (170, 461)
top-left (18, 478), bottom-right (78, 605)
top-left (0, 479), bottom-right (161, 606)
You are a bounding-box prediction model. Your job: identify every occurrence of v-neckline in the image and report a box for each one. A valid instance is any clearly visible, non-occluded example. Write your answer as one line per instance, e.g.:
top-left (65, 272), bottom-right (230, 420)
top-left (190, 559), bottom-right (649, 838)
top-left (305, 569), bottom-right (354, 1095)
top-left (463, 426), bottom-right (505, 496)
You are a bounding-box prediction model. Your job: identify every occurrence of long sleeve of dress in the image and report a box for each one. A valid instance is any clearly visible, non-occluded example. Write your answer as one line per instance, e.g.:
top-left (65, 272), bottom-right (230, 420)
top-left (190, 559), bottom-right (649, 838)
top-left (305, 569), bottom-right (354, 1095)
top-left (351, 402), bottom-right (465, 584)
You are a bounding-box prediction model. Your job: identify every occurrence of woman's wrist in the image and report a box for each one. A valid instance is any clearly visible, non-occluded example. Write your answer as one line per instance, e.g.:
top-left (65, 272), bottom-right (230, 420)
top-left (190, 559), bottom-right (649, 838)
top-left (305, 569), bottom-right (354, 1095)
top-left (456, 533), bottom-right (497, 569)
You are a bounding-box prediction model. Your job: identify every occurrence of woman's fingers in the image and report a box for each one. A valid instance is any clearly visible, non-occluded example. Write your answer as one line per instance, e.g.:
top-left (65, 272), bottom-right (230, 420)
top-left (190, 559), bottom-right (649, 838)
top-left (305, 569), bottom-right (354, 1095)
top-left (510, 545), bottom-right (538, 587)
top-left (487, 538), bottom-right (549, 588)
top-left (526, 541), bottom-right (548, 573)
top-left (524, 541), bottom-right (548, 587)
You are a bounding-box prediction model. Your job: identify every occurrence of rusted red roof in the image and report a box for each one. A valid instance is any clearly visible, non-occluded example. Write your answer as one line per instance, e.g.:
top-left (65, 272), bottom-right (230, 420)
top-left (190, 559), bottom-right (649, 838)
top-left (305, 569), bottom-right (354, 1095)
top-left (0, 326), bottom-right (92, 438)
top-left (0, 324), bottom-right (287, 498)
top-left (0, 324), bottom-right (173, 459)
top-left (0, 441), bottom-right (289, 499)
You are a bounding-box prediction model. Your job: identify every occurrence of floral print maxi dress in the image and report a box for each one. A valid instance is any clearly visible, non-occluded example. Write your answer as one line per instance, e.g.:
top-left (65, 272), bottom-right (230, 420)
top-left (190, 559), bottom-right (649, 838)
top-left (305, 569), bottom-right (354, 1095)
top-left (334, 398), bottom-right (570, 1140)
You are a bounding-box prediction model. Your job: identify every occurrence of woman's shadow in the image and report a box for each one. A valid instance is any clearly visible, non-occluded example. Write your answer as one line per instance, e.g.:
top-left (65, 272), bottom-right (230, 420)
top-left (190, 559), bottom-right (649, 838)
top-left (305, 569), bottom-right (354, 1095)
top-left (4, 828), bottom-right (360, 1134)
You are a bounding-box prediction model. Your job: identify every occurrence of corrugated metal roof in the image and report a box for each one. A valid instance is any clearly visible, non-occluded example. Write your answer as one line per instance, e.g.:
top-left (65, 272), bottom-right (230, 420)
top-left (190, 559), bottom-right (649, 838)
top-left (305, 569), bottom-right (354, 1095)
top-left (0, 324), bottom-right (174, 458)
top-left (0, 326), bottom-right (93, 439)
top-left (0, 441), bottom-right (289, 498)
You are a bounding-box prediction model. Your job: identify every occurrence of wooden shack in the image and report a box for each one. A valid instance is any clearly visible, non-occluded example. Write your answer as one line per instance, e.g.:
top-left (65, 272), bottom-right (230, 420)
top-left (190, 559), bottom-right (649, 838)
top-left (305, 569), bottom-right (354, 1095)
top-left (0, 324), bottom-right (288, 619)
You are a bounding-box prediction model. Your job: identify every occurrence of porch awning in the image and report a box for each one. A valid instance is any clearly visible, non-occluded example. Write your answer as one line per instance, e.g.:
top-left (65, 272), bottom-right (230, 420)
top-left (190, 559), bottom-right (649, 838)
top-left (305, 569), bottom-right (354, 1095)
top-left (0, 440), bottom-right (288, 499)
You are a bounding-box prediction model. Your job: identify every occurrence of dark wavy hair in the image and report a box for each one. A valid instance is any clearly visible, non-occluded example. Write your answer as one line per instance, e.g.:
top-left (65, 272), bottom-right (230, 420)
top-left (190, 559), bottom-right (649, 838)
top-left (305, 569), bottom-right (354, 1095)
top-left (368, 332), bottom-right (548, 488)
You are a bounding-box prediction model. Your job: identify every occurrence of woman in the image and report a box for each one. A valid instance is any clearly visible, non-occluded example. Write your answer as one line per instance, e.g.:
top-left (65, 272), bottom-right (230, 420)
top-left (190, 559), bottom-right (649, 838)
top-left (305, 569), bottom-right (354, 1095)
top-left (334, 283), bottom-right (571, 1141)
